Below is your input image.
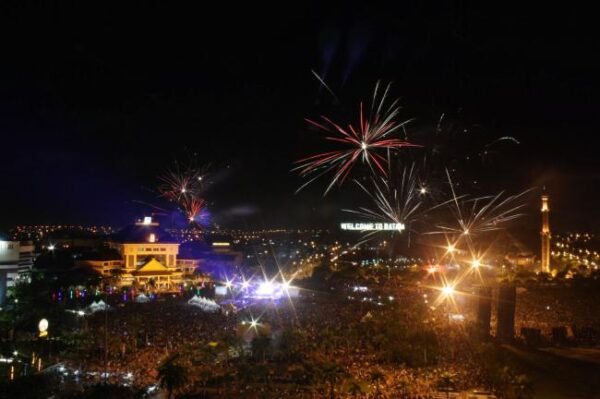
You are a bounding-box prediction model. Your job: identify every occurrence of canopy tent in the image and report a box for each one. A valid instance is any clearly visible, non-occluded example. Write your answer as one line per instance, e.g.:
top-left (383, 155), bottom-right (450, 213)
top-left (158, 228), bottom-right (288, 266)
top-left (187, 295), bottom-right (220, 313)
top-left (86, 300), bottom-right (111, 313)
top-left (135, 293), bottom-right (150, 303)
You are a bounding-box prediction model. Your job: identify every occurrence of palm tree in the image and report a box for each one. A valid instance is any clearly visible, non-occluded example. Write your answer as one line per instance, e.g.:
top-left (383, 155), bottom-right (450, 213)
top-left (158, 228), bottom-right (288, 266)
top-left (343, 378), bottom-right (370, 398)
top-left (198, 367), bottom-right (213, 399)
top-left (511, 373), bottom-right (533, 399)
top-left (157, 354), bottom-right (189, 399)
top-left (218, 333), bottom-right (239, 365)
top-left (318, 360), bottom-right (346, 399)
top-left (236, 361), bottom-right (254, 386)
top-left (251, 336), bottom-right (271, 362)
top-left (436, 371), bottom-right (457, 399)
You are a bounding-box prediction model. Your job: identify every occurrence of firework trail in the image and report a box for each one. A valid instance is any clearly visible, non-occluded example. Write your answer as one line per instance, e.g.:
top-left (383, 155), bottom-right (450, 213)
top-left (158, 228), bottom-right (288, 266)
top-left (428, 170), bottom-right (532, 238)
top-left (295, 81), bottom-right (420, 194)
top-left (311, 69), bottom-right (339, 103)
top-left (344, 163), bottom-right (457, 245)
top-left (345, 163), bottom-right (422, 228)
top-left (182, 197), bottom-right (206, 223)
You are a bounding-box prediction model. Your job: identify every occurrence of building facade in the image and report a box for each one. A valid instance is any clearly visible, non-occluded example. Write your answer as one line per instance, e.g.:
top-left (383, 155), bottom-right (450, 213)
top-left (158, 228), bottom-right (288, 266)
top-left (0, 234), bottom-right (38, 304)
top-left (76, 218), bottom-right (202, 292)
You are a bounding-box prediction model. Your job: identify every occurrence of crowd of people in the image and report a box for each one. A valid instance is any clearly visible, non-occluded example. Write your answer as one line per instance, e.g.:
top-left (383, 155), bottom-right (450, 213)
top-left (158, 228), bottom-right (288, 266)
top-left (51, 273), bottom-right (503, 398)
top-left (514, 283), bottom-right (600, 344)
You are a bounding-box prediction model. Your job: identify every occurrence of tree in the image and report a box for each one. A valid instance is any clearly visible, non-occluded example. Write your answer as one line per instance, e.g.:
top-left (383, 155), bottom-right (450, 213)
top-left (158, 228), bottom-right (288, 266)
top-left (236, 361), bottom-right (254, 386)
top-left (510, 373), bottom-right (533, 399)
top-left (343, 378), bottom-right (370, 398)
top-left (436, 371), bottom-right (457, 399)
top-left (197, 367), bottom-right (213, 399)
top-left (251, 335), bottom-right (272, 362)
top-left (157, 354), bottom-right (189, 399)
top-left (317, 359), bottom-right (346, 399)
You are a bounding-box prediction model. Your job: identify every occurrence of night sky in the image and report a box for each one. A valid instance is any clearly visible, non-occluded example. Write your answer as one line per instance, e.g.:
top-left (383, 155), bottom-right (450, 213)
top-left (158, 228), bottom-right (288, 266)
top-left (1, 3), bottom-right (598, 232)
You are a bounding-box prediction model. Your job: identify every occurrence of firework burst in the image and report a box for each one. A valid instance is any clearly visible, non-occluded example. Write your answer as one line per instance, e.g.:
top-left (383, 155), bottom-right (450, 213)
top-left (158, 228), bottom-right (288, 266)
top-left (344, 163), bottom-right (455, 245)
top-left (429, 170), bottom-right (532, 238)
top-left (295, 81), bottom-right (420, 194)
top-left (157, 161), bottom-right (210, 225)
top-left (158, 165), bottom-right (207, 202)
top-left (182, 197), bottom-right (206, 223)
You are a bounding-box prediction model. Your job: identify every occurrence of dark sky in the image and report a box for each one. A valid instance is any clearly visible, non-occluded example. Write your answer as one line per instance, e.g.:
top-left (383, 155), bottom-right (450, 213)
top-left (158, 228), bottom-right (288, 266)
top-left (1, 3), bottom-right (598, 232)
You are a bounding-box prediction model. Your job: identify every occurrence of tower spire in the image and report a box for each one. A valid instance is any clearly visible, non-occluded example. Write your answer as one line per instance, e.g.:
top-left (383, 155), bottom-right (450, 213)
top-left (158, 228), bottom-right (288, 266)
top-left (540, 192), bottom-right (551, 273)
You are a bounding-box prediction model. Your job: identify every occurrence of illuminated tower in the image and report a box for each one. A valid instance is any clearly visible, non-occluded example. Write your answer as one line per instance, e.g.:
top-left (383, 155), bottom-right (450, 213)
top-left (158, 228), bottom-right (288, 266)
top-left (540, 194), bottom-right (551, 273)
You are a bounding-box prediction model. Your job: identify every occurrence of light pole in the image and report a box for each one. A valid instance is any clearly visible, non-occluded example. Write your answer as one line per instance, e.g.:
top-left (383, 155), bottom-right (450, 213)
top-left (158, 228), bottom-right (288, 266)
top-left (104, 285), bottom-right (108, 385)
top-left (38, 318), bottom-right (48, 370)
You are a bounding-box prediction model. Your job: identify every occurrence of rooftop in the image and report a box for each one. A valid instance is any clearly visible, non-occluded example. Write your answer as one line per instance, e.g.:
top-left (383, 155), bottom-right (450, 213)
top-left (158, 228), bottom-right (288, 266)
top-left (112, 218), bottom-right (177, 244)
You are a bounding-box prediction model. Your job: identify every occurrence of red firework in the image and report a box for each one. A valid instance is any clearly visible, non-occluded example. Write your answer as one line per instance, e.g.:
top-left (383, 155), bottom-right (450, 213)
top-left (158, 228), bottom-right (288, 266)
top-left (182, 197), bottom-right (206, 222)
top-left (158, 162), bottom-right (209, 224)
top-left (295, 81), bottom-right (420, 193)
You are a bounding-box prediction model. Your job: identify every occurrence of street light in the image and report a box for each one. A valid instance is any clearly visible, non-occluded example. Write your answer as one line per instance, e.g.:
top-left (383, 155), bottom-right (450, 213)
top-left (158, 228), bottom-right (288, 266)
top-left (38, 319), bottom-right (48, 338)
top-left (471, 259), bottom-right (481, 269)
top-left (441, 285), bottom-right (455, 297)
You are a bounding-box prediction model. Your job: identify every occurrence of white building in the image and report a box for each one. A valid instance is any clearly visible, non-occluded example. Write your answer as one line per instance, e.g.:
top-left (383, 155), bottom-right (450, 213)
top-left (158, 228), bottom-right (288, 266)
top-left (0, 233), bottom-right (38, 304)
top-left (0, 233), bottom-right (20, 304)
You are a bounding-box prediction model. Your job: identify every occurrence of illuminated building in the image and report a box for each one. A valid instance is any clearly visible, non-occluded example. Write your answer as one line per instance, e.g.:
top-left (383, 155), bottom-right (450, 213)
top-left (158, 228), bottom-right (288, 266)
top-left (541, 194), bottom-right (551, 273)
top-left (76, 218), bottom-right (202, 291)
top-left (0, 234), bottom-right (38, 304)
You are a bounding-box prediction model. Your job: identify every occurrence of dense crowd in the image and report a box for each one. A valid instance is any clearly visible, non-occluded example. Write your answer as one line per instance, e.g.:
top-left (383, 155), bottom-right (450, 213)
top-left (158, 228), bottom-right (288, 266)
top-left (514, 284), bottom-right (600, 344)
top-left (54, 278), bottom-right (498, 398)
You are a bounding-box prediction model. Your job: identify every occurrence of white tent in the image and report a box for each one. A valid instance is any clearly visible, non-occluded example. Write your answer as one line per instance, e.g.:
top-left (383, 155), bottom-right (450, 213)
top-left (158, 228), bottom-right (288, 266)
top-left (135, 293), bottom-right (150, 303)
top-left (87, 300), bottom-right (111, 313)
top-left (187, 295), bottom-right (221, 313)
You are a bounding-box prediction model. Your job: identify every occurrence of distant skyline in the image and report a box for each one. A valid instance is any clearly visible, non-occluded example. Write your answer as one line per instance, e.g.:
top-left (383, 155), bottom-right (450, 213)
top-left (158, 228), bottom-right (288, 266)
top-left (1, 3), bottom-right (598, 232)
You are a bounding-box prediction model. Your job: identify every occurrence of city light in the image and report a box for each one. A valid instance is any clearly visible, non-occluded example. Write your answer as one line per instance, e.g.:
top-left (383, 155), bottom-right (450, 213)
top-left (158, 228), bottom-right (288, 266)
top-left (446, 244), bottom-right (456, 254)
top-left (471, 259), bottom-right (481, 268)
top-left (48, 244), bottom-right (55, 251)
top-left (38, 318), bottom-right (49, 337)
top-left (442, 285), bottom-right (455, 296)
top-left (419, 187), bottom-right (427, 194)
top-left (256, 280), bottom-right (275, 296)
top-left (340, 222), bottom-right (405, 231)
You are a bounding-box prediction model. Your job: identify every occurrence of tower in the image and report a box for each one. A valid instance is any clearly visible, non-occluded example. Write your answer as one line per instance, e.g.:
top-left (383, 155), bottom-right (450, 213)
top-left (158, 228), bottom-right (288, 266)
top-left (540, 194), bottom-right (551, 273)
